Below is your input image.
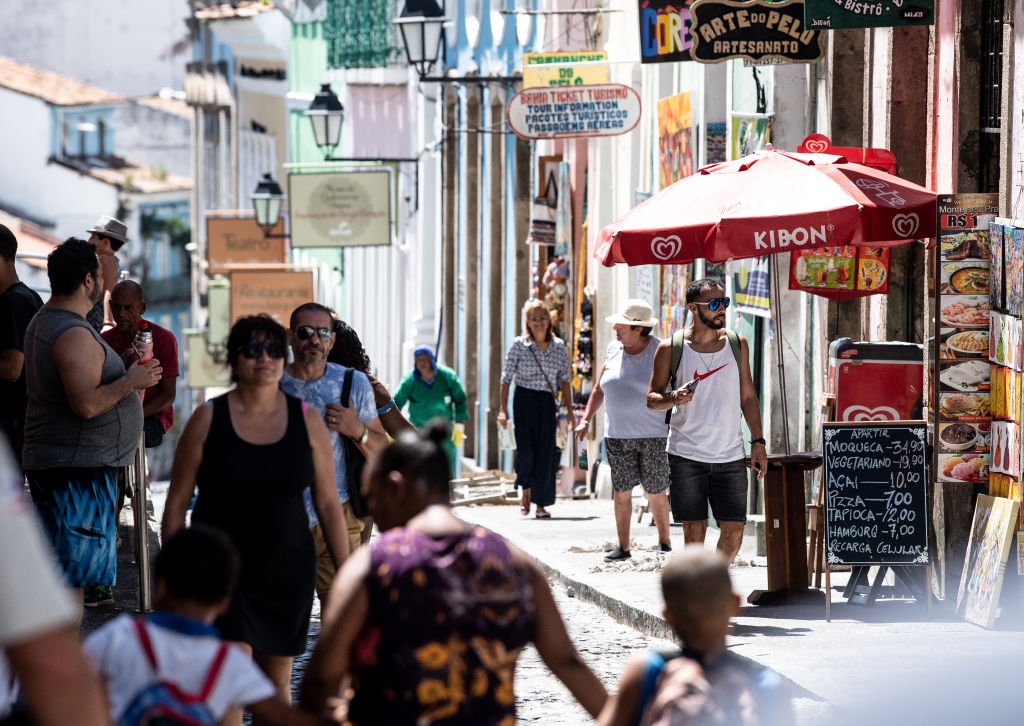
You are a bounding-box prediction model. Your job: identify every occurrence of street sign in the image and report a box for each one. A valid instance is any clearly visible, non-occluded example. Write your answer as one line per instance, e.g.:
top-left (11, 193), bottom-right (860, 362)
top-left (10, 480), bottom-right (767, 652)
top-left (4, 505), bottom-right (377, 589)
top-left (522, 51), bottom-right (609, 88)
top-left (506, 84), bottom-right (642, 141)
top-left (288, 170), bottom-right (393, 248)
top-left (637, 0), bottom-right (696, 64)
top-left (804, 0), bottom-right (934, 30)
top-left (206, 215), bottom-right (286, 275)
top-left (229, 269), bottom-right (314, 325)
top-left (690, 0), bottom-right (824, 65)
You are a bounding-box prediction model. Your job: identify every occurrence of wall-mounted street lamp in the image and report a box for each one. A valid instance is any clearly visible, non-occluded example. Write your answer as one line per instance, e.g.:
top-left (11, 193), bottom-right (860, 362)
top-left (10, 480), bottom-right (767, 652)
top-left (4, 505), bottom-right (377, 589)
top-left (251, 173), bottom-right (286, 236)
top-left (307, 83), bottom-right (345, 158)
top-left (393, 1), bottom-right (519, 84)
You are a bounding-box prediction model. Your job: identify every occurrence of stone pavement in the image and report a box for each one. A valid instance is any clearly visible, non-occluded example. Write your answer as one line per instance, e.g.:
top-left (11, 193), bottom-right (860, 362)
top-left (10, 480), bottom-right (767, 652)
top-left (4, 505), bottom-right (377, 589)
top-left (457, 495), bottom-right (1024, 723)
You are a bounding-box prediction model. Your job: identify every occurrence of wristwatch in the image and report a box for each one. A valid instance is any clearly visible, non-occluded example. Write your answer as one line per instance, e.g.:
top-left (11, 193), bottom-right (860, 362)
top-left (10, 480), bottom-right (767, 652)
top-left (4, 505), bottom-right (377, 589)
top-left (359, 425), bottom-right (370, 445)
top-left (750, 437), bottom-right (766, 446)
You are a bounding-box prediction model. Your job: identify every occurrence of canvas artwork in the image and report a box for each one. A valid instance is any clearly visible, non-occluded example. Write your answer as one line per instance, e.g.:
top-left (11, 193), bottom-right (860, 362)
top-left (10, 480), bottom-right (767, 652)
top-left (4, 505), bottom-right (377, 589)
top-left (1007, 227), bottom-right (1024, 316)
top-left (989, 222), bottom-right (1004, 312)
top-left (957, 494), bottom-right (1020, 628)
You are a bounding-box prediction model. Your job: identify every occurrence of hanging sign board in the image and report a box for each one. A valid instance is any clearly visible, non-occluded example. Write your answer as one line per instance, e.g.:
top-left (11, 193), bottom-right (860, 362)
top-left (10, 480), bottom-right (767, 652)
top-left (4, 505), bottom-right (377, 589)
top-left (690, 0), bottom-right (824, 64)
top-left (506, 84), bottom-right (642, 140)
top-left (229, 269), bottom-right (314, 325)
top-left (789, 246), bottom-right (890, 300)
top-left (206, 215), bottom-right (287, 275)
top-left (803, 0), bottom-right (934, 29)
top-left (288, 170), bottom-right (393, 248)
top-left (523, 51), bottom-right (609, 88)
top-left (638, 0), bottom-right (697, 64)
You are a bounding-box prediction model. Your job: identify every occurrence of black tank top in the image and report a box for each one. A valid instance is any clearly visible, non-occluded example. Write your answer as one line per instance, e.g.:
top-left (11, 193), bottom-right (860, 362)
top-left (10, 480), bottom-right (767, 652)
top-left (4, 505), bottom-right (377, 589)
top-left (192, 393), bottom-right (315, 598)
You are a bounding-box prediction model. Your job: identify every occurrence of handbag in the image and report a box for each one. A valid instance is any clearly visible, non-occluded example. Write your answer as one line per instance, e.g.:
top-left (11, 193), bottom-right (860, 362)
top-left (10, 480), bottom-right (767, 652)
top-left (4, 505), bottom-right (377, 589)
top-left (341, 368), bottom-right (369, 519)
top-left (527, 343), bottom-right (570, 450)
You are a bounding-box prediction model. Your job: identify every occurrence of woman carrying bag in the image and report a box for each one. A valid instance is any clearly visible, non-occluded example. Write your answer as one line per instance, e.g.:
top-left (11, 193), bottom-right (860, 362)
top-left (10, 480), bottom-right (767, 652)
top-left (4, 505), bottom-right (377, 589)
top-left (498, 300), bottom-right (574, 519)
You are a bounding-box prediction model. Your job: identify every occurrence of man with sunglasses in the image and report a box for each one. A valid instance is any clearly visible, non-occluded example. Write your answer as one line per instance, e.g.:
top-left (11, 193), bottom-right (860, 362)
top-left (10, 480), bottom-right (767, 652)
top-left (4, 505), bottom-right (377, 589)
top-left (280, 303), bottom-right (387, 603)
top-left (647, 279), bottom-right (767, 563)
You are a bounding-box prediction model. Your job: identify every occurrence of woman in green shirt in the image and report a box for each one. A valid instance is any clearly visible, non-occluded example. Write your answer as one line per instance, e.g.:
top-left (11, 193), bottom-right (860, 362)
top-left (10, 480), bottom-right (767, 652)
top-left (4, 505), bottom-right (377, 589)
top-left (393, 346), bottom-right (469, 475)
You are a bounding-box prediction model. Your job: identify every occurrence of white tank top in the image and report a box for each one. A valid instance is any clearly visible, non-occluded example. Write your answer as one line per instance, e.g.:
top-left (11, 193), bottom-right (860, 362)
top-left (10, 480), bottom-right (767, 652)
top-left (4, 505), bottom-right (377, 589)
top-left (667, 337), bottom-right (746, 463)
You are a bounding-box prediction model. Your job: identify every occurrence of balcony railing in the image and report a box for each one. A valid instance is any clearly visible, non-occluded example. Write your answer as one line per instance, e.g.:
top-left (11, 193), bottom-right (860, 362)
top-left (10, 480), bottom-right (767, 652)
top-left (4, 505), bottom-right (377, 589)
top-left (325, 0), bottom-right (404, 69)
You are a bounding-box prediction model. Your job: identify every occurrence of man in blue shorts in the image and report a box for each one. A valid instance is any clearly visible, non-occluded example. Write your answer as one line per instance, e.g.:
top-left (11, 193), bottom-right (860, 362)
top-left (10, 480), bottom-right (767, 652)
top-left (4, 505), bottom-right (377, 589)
top-left (647, 279), bottom-right (767, 563)
top-left (21, 238), bottom-right (160, 612)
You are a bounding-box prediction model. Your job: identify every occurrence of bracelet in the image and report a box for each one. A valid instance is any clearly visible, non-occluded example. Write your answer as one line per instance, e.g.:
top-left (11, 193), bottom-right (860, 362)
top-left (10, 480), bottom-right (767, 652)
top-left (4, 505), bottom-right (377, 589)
top-left (359, 424), bottom-right (370, 445)
top-left (376, 399), bottom-right (396, 416)
top-left (750, 437), bottom-right (766, 446)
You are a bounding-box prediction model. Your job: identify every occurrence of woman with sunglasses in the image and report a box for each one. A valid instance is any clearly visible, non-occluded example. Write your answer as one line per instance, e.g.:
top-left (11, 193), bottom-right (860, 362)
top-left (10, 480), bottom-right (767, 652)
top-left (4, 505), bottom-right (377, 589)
top-left (162, 315), bottom-right (349, 722)
top-left (498, 299), bottom-right (574, 518)
top-left (646, 279), bottom-right (767, 564)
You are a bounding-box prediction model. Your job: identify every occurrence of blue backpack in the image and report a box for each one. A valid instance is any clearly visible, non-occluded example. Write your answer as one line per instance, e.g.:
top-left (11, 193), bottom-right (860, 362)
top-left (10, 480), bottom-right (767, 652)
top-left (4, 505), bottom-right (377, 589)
top-left (118, 619), bottom-right (229, 726)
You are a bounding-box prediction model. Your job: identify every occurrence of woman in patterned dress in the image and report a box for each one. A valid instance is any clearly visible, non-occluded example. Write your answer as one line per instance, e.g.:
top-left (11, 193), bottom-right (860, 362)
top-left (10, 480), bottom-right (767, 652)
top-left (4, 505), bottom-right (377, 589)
top-left (299, 422), bottom-right (607, 725)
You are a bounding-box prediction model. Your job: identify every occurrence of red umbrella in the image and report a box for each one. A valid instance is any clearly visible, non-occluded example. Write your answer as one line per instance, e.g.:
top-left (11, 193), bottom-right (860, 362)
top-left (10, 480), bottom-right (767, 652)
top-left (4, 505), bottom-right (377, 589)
top-left (596, 147), bottom-right (937, 267)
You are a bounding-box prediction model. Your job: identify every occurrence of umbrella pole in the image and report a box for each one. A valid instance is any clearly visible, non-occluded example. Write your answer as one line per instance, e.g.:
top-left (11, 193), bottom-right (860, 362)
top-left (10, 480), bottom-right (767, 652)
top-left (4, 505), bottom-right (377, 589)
top-left (769, 255), bottom-right (792, 455)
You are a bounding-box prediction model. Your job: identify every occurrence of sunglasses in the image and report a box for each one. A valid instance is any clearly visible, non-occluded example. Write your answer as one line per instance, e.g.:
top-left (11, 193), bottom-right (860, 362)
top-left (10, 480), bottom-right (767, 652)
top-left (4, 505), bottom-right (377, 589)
top-left (693, 297), bottom-right (731, 312)
top-left (241, 340), bottom-right (286, 360)
top-left (296, 325), bottom-right (332, 342)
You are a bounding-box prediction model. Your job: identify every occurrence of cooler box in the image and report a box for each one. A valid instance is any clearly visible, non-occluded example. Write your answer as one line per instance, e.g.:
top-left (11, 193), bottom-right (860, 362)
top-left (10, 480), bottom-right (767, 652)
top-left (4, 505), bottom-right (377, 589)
top-left (827, 338), bottom-right (924, 421)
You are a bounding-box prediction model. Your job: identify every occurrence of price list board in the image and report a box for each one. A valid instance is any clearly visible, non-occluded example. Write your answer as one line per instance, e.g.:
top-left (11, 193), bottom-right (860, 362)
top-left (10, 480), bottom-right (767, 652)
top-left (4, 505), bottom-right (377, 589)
top-left (823, 422), bottom-right (929, 566)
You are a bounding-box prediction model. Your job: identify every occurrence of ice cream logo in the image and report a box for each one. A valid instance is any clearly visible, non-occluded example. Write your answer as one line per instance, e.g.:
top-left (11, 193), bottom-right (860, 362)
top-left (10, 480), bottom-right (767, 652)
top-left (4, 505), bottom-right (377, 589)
top-left (842, 405), bottom-right (900, 422)
top-left (892, 213), bottom-right (920, 238)
top-left (651, 234), bottom-right (682, 260)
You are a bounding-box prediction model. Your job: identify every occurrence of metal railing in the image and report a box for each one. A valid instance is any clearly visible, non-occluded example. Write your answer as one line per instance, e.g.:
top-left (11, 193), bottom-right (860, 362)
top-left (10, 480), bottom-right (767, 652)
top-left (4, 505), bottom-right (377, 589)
top-left (129, 434), bottom-right (153, 612)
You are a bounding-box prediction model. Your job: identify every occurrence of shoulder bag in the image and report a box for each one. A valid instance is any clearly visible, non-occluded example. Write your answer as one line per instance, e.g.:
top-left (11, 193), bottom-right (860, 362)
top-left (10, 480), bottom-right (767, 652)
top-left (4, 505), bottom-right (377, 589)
top-left (527, 343), bottom-right (570, 450)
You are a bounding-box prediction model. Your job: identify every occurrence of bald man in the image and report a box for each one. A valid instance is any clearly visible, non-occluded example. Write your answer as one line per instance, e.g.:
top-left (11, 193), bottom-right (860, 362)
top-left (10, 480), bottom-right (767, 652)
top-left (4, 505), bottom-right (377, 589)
top-left (101, 280), bottom-right (179, 449)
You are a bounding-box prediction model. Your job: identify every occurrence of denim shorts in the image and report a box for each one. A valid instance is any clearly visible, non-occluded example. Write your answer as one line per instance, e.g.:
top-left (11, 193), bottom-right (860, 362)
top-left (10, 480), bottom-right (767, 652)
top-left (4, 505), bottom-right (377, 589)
top-left (27, 467), bottom-right (118, 587)
top-left (668, 455), bottom-right (748, 523)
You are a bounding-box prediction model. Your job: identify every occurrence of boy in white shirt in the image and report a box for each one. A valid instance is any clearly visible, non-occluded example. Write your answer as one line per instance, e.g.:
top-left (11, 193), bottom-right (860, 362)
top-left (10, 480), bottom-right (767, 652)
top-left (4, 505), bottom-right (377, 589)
top-left (84, 525), bottom-right (323, 725)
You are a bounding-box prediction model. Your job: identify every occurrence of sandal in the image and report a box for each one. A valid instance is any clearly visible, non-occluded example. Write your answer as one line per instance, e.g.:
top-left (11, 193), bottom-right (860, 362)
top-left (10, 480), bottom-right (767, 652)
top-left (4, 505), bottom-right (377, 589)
top-left (520, 505), bottom-right (530, 515)
top-left (535, 509), bottom-right (551, 519)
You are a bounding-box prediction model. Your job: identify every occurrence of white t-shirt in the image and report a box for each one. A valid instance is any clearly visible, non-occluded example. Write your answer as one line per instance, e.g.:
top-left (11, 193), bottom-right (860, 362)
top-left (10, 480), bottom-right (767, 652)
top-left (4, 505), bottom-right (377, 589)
top-left (84, 614), bottom-right (276, 722)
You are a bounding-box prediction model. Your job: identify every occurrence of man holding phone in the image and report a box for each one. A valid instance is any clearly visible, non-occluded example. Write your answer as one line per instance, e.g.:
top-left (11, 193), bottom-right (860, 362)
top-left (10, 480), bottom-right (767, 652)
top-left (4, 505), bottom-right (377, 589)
top-left (647, 279), bottom-right (767, 563)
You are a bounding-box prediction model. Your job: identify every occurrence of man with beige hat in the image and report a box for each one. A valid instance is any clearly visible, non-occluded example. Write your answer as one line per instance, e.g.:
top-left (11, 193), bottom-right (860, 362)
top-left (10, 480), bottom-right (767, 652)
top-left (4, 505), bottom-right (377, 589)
top-left (575, 299), bottom-right (672, 561)
top-left (85, 215), bottom-right (128, 332)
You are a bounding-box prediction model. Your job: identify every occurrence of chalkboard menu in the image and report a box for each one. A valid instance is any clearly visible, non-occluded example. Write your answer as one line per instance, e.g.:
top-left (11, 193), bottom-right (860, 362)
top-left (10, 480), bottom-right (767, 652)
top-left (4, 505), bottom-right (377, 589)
top-left (823, 422), bottom-right (929, 566)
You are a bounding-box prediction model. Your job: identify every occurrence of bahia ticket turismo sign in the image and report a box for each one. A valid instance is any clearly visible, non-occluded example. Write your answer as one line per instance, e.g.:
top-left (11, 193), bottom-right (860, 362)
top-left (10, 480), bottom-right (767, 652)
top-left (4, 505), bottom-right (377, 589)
top-left (638, 1), bottom-right (697, 64)
top-left (690, 0), bottom-right (823, 64)
top-left (506, 84), bottom-right (643, 140)
top-left (803, 0), bottom-right (934, 29)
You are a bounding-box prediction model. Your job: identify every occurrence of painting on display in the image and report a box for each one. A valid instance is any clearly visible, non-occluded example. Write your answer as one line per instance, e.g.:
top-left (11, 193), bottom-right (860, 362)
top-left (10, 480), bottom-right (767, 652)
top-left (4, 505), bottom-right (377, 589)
top-left (956, 495), bottom-right (1020, 629)
top-left (730, 114), bottom-right (772, 160)
top-left (638, 0), bottom-right (696, 64)
top-left (657, 92), bottom-right (695, 188)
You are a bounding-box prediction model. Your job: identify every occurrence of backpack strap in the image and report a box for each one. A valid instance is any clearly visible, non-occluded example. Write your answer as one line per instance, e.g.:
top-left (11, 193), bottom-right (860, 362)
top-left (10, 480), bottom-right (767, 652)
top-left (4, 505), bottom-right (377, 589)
top-left (134, 618), bottom-right (159, 674)
top-left (636, 649), bottom-right (685, 723)
top-left (724, 328), bottom-right (742, 368)
top-left (341, 367), bottom-right (354, 407)
top-left (197, 644), bottom-right (230, 702)
top-left (669, 330), bottom-right (686, 386)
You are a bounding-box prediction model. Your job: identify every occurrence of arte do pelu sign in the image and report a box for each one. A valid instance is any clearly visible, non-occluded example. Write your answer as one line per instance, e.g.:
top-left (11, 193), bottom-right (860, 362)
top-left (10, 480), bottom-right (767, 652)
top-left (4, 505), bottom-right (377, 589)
top-left (690, 0), bottom-right (823, 64)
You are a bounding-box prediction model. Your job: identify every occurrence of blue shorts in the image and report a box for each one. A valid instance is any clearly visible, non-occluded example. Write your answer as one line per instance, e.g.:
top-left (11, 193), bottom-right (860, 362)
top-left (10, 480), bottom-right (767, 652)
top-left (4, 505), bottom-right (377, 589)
top-left (27, 467), bottom-right (118, 587)
top-left (668, 455), bottom-right (749, 523)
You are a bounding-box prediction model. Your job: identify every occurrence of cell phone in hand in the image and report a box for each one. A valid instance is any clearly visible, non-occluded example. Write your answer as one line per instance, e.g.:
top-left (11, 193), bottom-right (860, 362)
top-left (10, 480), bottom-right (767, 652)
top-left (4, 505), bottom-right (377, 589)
top-left (683, 378), bottom-right (700, 393)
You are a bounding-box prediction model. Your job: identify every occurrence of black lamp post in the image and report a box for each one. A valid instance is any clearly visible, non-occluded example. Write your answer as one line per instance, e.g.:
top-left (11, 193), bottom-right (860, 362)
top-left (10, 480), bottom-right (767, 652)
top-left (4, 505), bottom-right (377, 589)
top-left (251, 173), bottom-right (287, 237)
top-left (306, 83), bottom-right (345, 157)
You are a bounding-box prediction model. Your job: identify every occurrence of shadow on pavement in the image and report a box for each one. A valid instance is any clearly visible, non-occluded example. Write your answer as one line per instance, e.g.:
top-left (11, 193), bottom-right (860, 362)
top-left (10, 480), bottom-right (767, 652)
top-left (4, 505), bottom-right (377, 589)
top-left (730, 623), bottom-right (812, 638)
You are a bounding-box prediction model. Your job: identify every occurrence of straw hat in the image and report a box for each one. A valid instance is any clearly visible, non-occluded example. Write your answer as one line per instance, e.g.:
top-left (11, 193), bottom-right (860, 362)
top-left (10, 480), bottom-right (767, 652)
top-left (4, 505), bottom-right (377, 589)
top-left (86, 215), bottom-right (129, 248)
top-left (605, 299), bottom-right (658, 328)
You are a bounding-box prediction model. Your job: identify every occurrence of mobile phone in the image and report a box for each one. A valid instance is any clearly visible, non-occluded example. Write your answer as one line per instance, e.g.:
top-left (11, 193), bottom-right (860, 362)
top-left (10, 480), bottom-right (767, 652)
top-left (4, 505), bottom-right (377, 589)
top-left (682, 378), bottom-right (700, 393)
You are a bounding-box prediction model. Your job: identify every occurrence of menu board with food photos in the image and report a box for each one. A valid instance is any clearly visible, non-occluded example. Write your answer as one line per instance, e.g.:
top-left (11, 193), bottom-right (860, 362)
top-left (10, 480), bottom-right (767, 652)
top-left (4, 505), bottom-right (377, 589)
top-left (934, 195), bottom-right (999, 490)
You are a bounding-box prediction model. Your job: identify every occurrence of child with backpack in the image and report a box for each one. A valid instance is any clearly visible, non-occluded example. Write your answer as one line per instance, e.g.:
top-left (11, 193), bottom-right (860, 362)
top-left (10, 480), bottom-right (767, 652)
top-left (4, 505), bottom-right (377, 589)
top-left (597, 547), bottom-right (793, 726)
top-left (84, 525), bottom-right (325, 726)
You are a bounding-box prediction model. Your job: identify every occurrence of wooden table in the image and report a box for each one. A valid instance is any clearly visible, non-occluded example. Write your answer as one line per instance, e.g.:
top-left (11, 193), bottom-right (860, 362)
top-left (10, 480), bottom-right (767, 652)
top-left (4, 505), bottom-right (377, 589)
top-left (747, 452), bottom-right (823, 606)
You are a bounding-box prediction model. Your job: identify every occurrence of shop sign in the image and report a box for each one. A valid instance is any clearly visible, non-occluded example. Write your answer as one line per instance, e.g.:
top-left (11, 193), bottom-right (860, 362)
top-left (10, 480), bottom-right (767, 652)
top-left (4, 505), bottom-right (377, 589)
top-left (184, 330), bottom-right (232, 389)
top-left (288, 170), bottom-right (393, 248)
top-left (229, 269), bottom-right (314, 325)
top-left (788, 246), bottom-right (890, 299)
top-left (523, 51), bottom-right (609, 88)
top-left (638, 1), bottom-right (696, 64)
top-left (690, 0), bottom-right (824, 65)
top-left (803, 0), bottom-right (933, 30)
top-left (206, 215), bottom-right (286, 275)
top-left (506, 84), bottom-right (642, 140)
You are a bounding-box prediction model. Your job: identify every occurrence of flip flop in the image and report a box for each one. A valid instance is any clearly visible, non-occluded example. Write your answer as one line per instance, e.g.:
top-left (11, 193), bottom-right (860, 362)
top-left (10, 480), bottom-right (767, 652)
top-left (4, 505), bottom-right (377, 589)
top-left (520, 505), bottom-right (530, 515)
top-left (535, 510), bottom-right (551, 519)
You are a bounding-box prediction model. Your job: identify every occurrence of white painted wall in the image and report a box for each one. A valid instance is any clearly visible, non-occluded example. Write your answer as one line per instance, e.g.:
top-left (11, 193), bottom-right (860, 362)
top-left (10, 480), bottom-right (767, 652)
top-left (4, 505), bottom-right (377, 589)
top-left (115, 102), bottom-right (193, 178)
top-left (0, 0), bottom-right (191, 96)
top-left (0, 90), bottom-right (118, 238)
